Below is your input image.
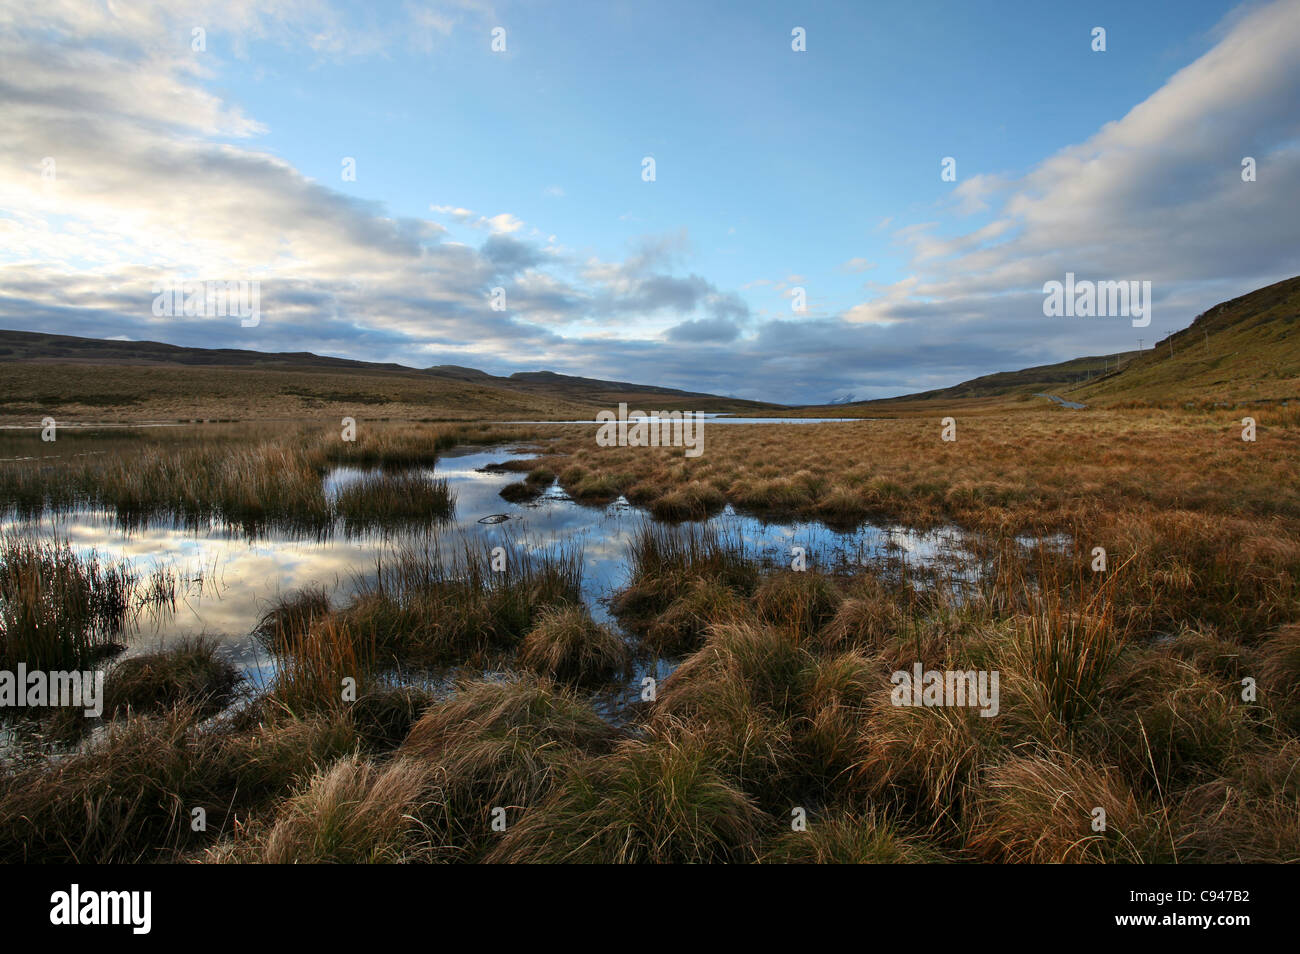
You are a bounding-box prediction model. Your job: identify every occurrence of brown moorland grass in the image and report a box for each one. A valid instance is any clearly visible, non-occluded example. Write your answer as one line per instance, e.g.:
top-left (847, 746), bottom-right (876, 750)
top-left (534, 406), bottom-right (1300, 532)
top-left (3, 403), bottom-right (1299, 863)
top-left (0, 421), bottom-right (543, 532)
top-left (103, 636), bottom-right (242, 718)
top-left (517, 604), bottom-right (631, 686)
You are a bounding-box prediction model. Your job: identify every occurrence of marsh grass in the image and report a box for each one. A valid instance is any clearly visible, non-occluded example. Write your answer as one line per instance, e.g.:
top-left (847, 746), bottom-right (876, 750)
top-left (499, 466), bottom-right (554, 504)
top-left (103, 636), bottom-right (242, 718)
top-left (488, 725), bottom-right (762, 863)
top-left (255, 585), bottom-right (333, 651)
top-left (644, 577), bottom-right (748, 656)
top-left (966, 751), bottom-right (1171, 863)
top-left (0, 705), bottom-right (359, 863)
top-left (0, 421), bottom-right (527, 535)
top-left (0, 539), bottom-right (135, 671)
top-left (754, 570), bottom-right (843, 645)
top-left (526, 409), bottom-right (1300, 547)
top-left (4, 411), bottom-right (1300, 863)
top-left (398, 675), bottom-right (614, 856)
top-left (268, 613), bottom-right (379, 715)
top-left (334, 471), bottom-right (453, 531)
top-left (758, 810), bottom-right (944, 863)
top-left (359, 537), bottom-right (584, 664)
top-left (612, 522), bottom-right (756, 628)
top-left (517, 604), bottom-right (631, 685)
top-left (248, 755), bottom-right (438, 864)
top-left (1257, 623), bottom-right (1300, 733)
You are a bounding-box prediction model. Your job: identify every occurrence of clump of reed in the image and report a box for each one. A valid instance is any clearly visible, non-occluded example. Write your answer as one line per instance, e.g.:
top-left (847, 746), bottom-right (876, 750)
top-left (267, 613), bottom-right (379, 716)
top-left (611, 522), bottom-right (756, 626)
top-left (314, 426), bottom-right (453, 469)
top-left (0, 421), bottom-right (497, 536)
top-left (499, 467), bottom-right (554, 503)
top-left (103, 637), bottom-right (242, 718)
top-left (517, 604), bottom-right (631, 685)
top-left (254, 585), bottom-right (333, 651)
top-left (488, 725), bottom-right (762, 863)
top-left (354, 538), bottom-right (584, 664)
top-left (0, 705), bottom-right (359, 863)
top-left (333, 471), bottom-right (453, 530)
top-left (398, 675), bottom-right (613, 856)
top-left (0, 538), bottom-right (134, 671)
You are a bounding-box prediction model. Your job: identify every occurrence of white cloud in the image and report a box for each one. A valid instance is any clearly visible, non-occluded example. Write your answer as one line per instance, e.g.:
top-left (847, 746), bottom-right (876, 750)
top-left (838, 257), bottom-right (877, 274)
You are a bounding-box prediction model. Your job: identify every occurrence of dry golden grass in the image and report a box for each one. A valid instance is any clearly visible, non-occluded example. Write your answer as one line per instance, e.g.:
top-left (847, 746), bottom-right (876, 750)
top-left (537, 406), bottom-right (1300, 531)
top-left (4, 399), bottom-right (1300, 864)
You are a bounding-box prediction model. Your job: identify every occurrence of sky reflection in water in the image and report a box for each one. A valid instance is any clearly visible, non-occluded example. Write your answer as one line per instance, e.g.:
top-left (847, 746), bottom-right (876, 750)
top-left (2, 445), bottom-right (974, 694)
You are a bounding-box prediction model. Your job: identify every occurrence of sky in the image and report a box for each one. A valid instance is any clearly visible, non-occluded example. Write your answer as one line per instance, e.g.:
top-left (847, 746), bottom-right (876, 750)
top-left (1, 0), bottom-right (1298, 404)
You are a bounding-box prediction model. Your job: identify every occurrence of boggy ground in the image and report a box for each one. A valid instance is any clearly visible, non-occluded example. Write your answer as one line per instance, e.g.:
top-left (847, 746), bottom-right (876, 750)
top-left (535, 405), bottom-right (1300, 530)
top-left (0, 406), bottom-right (1297, 863)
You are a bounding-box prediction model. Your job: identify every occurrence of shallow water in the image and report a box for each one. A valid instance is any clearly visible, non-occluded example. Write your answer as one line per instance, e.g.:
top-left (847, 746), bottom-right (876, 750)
top-left (0, 444), bottom-right (975, 695)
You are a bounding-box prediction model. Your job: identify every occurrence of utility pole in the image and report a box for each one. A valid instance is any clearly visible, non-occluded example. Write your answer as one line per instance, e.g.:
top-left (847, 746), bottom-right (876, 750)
top-left (1138, 338), bottom-right (1144, 351)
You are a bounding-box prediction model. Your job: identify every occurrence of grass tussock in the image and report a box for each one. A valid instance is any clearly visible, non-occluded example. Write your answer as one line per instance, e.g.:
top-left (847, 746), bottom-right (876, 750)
top-left (398, 675), bottom-right (613, 856)
top-left (758, 811), bottom-right (944, 864)
top-left (966, 752), bottom-right (1169, 863)
top-left (0, 706), bottom-right (359, 863)
top-left (334, 471), bottom-right (454, 530)
top-left (254, 585), bottom-right (333, 651)
top-left (1257, 623), bottom-right (1300, 733)
top-left (517, 604), bottom-right (631, 685)
top-left (488, 726), bottom-right (762, 863)
top-left (644, 577), bottom-right (749, 656)
top-left (754, 570), bottom-right (843, 644)
top-left (611, 522), bottom-right (756, 628)
top-left (103, 637), bottom-right (242, 718)
top-left (0, 539), bottom-right (135, 671)
top-left (231, 756), bottom-right (437, 864)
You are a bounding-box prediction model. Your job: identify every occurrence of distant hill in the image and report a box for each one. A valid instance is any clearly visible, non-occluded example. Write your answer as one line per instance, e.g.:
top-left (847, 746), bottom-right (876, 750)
top-left (1071, 275), bottom-right (1300, 407)
top-left (0, 329), bottom-right (773, 422)
top-left (5, 273), bottom-right (1294, 422)
top-left (821, 275), bottom-right (1300, 414)
top-left (0, 330), bottom-right (423, 375)
top-left (862, 351), bottom-right (1139, 405)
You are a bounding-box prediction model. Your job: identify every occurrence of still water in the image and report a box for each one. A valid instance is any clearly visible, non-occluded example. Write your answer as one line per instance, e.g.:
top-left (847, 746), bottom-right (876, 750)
top-left (1, 444), bottom-right (974, 691)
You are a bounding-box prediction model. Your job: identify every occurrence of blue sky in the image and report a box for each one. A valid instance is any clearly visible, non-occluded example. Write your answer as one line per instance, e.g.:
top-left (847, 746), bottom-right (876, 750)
top-left (2, 0), bottom-right (1298, 402)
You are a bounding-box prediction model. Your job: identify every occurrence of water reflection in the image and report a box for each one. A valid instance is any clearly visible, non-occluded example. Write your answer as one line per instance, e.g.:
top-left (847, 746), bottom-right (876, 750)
top-left (2, 444), bottom-right (976, 691)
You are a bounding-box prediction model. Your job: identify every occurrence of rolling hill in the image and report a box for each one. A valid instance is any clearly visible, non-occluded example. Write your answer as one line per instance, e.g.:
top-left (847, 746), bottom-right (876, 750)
top-left (1071, 275), bottom-right (1300, 407)
top-left (823, 275), bottom-right (1300, 414)
top-left (3, 274), bottom-right (1295, 423)
top-left (0, 330), bottom-right (772, 423)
